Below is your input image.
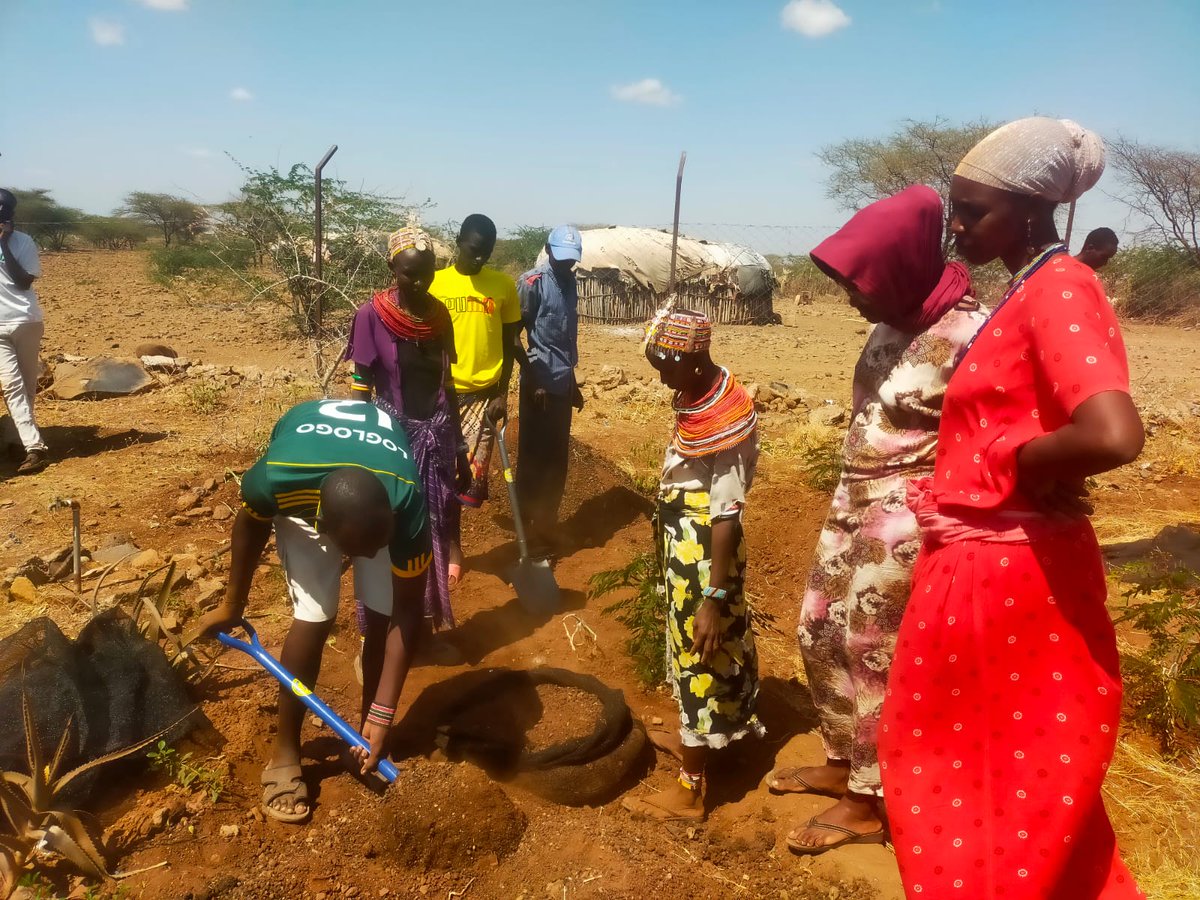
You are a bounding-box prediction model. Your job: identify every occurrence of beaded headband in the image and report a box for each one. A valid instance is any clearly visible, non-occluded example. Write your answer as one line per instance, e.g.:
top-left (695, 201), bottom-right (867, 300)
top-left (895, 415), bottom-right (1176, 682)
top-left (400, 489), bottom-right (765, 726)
top-left (388, 226), bottom-right (433, 260)
top-left (645, 309), bottom-right (712, 359)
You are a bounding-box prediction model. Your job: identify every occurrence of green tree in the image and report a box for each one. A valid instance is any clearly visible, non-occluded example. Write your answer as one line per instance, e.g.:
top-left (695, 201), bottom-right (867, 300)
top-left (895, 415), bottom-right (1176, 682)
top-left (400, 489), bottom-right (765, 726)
top-left (489, 225), bottom-right (550, 275)
top-left (80, 215), bottom-right (151, 250)
top-left (117, 192), bottom-right (207, 247)
top-left (210, 160), bottom-right (429, 379)
top-left (10, 188), bottom-right (85, 250)
top-left (817, 117), bottom-right (996, 250)
top-left (213, 196), bottom-right (280, 266)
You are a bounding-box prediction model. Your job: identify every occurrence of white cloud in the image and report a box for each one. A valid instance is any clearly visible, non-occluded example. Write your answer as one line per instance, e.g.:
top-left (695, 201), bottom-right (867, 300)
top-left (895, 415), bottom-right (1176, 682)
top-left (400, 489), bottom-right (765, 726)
top-left (229, 87), bottom-right (254, 102)
top-left (136, 0), bottom-right (189, 9)
top-left (611, 78), bottom-right (680, 107)
top-left (781, 0), bottom-right (851, 38)
top-left (89, 18), bottom-right (125, 46)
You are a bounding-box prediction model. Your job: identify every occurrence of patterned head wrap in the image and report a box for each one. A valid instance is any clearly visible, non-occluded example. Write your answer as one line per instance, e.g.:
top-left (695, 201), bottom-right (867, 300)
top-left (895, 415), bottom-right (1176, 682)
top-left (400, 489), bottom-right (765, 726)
top-left (955, 117), bottom-right (1106, 204)
top-left (645, 309), bottom-right (713, 359)
top-left (387, 226), bottom-right (434, 260)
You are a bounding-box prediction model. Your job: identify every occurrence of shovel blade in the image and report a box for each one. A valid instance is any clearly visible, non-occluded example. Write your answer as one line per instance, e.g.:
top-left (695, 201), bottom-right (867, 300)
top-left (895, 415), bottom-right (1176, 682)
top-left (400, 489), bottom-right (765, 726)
top-left (508, 558), bottom-right (562, 615)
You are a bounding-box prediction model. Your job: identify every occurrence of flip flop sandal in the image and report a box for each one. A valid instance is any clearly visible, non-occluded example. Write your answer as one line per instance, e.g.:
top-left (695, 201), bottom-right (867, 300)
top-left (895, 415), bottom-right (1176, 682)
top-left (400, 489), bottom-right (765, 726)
top-left (621, 793), bottom-right (706, 823)
top-left (447, 563), bottom-right (463, 589)
top-left (786, 816), bottom-right (887, 856)
top-left (765, 766), bottom-right (844, 798)
top-left (261, 763), bottom-right (311, 824)
top-left (17, 449), bottom-right (49, 476)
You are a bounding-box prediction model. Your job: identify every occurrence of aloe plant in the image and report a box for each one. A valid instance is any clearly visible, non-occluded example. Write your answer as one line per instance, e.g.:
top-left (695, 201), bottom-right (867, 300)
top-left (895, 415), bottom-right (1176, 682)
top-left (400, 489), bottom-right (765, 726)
top-left (0, 685), bottom-right (191, 894)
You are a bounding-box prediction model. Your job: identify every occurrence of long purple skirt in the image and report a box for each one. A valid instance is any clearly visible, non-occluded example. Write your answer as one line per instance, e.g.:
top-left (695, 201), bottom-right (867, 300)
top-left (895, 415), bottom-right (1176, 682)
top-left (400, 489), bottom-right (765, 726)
top-left (357, 398), bottom-right (458, 631)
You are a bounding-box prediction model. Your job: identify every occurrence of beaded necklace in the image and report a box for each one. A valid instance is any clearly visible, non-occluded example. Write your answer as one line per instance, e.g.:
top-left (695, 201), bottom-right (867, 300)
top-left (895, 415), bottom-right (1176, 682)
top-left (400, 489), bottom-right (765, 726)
top-left (962, 243), bottom-right (1066, 356)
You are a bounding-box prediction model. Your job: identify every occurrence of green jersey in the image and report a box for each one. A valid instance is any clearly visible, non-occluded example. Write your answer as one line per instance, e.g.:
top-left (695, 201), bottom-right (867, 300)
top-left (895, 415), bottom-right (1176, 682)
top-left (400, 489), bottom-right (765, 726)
top-left (240, 400), bottom-right (431, 578)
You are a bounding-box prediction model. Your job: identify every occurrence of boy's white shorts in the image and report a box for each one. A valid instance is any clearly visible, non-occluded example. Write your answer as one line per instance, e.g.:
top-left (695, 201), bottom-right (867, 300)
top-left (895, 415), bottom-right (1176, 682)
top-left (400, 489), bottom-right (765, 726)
top-left (274, 515), bottom-right (391, 623)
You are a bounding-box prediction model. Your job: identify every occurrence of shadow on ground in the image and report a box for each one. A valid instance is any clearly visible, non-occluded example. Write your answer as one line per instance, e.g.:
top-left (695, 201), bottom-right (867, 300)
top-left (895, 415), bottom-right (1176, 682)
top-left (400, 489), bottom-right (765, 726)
top-left (705, 674), bottom-right (821, 809)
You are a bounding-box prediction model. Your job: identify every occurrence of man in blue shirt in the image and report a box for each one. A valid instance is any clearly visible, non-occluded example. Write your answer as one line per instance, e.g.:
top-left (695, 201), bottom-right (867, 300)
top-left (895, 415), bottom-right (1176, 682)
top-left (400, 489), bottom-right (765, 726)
top-left (516, 225), bottom-right (583, 556)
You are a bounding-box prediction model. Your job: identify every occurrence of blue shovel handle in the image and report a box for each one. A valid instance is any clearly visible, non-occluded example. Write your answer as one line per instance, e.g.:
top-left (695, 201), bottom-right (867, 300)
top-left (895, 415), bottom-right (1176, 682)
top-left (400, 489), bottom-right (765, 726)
top-left (216, 620), bottom-right (398, 784)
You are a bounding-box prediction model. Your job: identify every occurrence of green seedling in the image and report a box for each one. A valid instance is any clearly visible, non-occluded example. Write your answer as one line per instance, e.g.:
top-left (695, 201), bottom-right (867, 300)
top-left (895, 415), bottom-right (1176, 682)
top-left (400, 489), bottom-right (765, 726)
top-left (146, 741), bottom-right (226, 804)
top-left (589, 551), bottom-right (667, 687)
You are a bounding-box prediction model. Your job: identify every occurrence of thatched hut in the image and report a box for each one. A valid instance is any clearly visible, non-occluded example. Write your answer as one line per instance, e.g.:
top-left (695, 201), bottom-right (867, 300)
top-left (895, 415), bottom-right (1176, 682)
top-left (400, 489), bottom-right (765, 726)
top-left (537, 226), bottom-right (777, 325)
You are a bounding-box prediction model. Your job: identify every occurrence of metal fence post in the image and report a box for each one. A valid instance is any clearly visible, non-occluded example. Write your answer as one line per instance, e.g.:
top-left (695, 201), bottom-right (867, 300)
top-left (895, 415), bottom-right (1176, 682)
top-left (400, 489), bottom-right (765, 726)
top-left (313, 144), bottom-right (338, 333)
top-left (667, 151), bottom-right (687, 296)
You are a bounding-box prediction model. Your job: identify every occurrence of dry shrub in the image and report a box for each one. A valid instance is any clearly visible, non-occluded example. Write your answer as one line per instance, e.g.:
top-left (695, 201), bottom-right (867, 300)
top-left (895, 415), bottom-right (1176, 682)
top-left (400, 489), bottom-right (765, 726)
top-left (615, 439), bottom-right (663, 496)
top-left (761, 421), bottom-right (844, 493)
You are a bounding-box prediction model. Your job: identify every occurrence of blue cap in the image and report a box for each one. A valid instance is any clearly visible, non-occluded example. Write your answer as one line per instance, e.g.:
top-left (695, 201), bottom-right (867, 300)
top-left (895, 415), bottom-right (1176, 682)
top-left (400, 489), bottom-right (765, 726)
top-left (547, 224), bottom-right (582, 262)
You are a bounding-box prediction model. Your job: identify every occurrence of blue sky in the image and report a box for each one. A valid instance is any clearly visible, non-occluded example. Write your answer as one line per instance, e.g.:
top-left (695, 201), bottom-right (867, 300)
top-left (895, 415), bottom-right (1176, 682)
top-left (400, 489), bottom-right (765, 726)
top-left (2, 0), bottom-right (1198, 247)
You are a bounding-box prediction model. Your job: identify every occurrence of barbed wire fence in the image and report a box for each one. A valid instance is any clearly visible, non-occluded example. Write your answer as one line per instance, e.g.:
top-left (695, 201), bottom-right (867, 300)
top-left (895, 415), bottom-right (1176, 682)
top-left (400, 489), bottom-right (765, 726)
top-left (617, 220), bottom-right (1200, 325)
top-left (17, 214), bottom-right (1199, 336)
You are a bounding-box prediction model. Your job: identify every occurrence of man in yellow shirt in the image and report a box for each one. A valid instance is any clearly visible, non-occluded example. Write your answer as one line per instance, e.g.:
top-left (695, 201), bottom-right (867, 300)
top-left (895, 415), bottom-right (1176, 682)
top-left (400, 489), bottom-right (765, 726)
top-left (429, 213), bottom-right (522, 583)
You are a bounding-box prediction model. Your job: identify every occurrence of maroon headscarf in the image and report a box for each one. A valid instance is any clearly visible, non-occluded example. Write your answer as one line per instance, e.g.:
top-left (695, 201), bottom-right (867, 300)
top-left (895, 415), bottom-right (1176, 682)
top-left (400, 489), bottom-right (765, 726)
top-left (810, 184), bottom-right (971, 333)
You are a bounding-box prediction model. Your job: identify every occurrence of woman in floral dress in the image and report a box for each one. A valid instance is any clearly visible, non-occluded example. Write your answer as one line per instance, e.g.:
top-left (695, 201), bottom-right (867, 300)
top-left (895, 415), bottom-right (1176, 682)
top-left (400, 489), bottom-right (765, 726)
top-left (771, 186), bottom-right (986, 855)
top-left (621, 309), bottom-right (761, 822)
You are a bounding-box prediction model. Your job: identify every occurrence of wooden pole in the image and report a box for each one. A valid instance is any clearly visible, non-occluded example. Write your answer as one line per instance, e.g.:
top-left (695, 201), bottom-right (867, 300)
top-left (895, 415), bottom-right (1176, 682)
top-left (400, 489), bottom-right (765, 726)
top-left (1063, 199), bottom-right (1077, 250)
top-left (667, 151), bottom-right (687, 296)
top-left (313, 144), bottom-right (338, 334)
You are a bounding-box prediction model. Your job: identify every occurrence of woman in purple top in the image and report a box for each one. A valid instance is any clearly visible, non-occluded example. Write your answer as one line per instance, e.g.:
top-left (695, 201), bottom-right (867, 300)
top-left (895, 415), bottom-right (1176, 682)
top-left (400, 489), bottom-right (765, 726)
top-left (345, 227), bottom-right (470, 639)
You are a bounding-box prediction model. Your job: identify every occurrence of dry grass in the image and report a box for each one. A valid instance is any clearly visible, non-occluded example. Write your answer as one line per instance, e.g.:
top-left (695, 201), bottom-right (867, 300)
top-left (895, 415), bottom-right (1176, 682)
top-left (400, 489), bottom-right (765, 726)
top-left (1105, 740), bottom-right (1200, 899)
top-left (1091, 499), bottom-right (1195, 546)
top-left (759, 419), bottom-right (842, 460)
top-left (614, 438), bottom-right (663, 495)
top-left (1141, 430), bottom-right (1200, 478)
top-left (170, 376), bottom-right (320, 456)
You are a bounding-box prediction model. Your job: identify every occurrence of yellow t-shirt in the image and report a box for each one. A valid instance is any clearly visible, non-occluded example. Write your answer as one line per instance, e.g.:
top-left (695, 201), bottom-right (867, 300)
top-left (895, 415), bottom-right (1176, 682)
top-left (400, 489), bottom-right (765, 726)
top-left (430, 265), bottom-right (522, 392)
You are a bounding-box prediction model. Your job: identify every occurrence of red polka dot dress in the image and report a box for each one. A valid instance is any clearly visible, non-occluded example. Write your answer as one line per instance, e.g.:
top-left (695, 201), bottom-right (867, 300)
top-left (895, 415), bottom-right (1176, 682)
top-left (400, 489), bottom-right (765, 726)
top-left (877, 253), bottom-right (1143, 898)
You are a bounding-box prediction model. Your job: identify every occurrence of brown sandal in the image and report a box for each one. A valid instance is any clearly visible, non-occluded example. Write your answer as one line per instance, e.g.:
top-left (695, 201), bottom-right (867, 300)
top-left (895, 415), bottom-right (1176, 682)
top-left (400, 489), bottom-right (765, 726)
top-left (786, 816), bottom-right (886, 856)
top-left (261, 763), bottom-right (310, 824)
top-left (765, 766), bottom-right (844, 798)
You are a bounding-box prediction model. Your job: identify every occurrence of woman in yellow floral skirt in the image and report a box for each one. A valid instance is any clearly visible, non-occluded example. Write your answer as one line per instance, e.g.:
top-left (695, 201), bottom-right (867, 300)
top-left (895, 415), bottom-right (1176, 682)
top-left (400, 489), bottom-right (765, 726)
top-left (622, 309), bottom-right (762, 822)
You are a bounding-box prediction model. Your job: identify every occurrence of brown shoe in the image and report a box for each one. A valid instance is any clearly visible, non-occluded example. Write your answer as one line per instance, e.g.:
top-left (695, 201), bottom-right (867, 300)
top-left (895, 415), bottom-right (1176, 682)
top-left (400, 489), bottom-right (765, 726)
top-left (17, 448), bottom-right (48, 475)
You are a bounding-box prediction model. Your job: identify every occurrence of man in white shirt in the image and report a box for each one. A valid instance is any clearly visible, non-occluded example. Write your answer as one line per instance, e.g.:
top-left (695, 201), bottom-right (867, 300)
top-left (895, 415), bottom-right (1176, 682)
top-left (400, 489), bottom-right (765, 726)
top-left (0, 189), bottom-right (48, 475)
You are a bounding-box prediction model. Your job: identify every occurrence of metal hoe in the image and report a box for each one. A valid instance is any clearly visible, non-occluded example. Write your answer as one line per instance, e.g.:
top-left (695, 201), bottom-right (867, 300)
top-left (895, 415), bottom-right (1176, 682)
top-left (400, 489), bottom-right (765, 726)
top-left (217, 619), bottom-right (398, 783)
top-left (495, 421), bottom-right (562, 615)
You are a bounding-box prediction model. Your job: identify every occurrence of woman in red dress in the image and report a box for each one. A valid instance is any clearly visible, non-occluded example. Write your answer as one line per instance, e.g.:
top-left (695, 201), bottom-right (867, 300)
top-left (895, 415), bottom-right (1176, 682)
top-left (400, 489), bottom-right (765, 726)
top-left (878, 117), bottom-right (1146, 898)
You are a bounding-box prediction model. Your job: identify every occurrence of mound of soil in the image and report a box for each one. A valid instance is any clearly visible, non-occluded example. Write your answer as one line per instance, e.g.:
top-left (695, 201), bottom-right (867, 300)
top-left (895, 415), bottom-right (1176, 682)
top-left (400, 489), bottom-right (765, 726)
top-left (336, 761), bottom-right (526, 871)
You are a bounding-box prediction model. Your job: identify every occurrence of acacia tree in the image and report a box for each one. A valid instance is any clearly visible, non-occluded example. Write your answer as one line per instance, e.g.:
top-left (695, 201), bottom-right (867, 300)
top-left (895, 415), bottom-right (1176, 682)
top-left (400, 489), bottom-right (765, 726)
top-left (80, 216), bottom-right (151, 250)
top-left (117, 192), bottom-right (207, 247)
top-left (817, 118), bottom-right (996, 249)
top-left (210, 160), bottom-right (429, 381)
top-left (10, 188), bottom-right (85, 250)
top-left (1109, 137), bottom-right (1200, 264)
top-left (489, 225), bottom-right (549, 274)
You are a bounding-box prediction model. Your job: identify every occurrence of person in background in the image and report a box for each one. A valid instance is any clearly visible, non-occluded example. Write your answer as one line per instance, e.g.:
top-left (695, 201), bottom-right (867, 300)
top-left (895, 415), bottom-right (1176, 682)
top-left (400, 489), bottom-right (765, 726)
top-left (430, 214), bottom-right (522, 584)
top-left (775, 185), bottom-right (986, 856)
top-left (515, 225), bottom-right (585, 556)
top-left (0, 189), bottom-right (49, 476)
top-left (1076, 226), bottom-right (1119, 271)
top-left (191, 399), bottom-right (431, 824)
top-left (879, 117), bottom-right (1144, 898)
top-left (621, 310), bottom-right (761, 822)
top-left (345, 226), bottom-right (470, 661)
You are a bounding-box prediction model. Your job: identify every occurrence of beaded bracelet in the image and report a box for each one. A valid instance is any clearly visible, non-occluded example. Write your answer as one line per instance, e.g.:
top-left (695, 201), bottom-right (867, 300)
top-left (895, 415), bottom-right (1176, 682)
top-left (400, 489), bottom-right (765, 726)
top-left (365, 702), bottom-right (395, 727)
